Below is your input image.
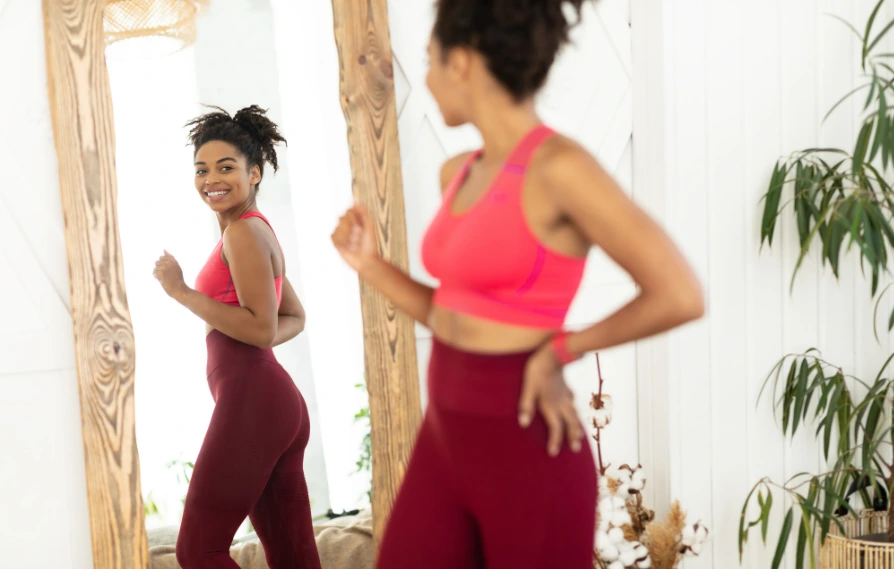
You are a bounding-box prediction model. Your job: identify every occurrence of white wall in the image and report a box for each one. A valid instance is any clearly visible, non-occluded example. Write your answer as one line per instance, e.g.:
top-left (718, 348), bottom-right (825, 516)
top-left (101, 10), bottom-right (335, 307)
top-left (633, 1), bottom-right (894, 567)
top-left (0, 1), bottom-right (93, 568)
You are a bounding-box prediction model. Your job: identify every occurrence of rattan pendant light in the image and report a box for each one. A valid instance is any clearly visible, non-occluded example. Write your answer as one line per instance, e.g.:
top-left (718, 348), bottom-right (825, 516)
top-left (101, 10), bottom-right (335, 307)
top-left (104, 0), bottom-right (209, 52)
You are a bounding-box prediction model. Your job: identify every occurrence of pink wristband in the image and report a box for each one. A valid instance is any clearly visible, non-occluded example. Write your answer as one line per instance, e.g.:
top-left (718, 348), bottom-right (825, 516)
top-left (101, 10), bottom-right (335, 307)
top-left (549, 331), bottom-right (581, 366)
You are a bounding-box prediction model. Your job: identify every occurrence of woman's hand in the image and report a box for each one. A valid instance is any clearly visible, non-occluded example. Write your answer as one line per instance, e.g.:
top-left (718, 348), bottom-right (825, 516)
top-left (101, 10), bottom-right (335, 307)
top-left (518, 346), bottom-right (584, 457)
top-left (331, 205), bottom-right (379, 274)
top-left (153, 250), bottom-right (188, 300)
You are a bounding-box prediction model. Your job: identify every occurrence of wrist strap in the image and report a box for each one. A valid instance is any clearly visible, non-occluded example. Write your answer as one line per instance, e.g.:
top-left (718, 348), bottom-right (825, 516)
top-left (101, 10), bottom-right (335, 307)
top-left (549, 331), bottom-right (581, 366)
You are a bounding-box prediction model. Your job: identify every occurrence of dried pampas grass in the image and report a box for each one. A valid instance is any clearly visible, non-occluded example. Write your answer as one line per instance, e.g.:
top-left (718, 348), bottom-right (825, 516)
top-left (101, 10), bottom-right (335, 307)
top-left (641, 502), bottom-right (687, 569)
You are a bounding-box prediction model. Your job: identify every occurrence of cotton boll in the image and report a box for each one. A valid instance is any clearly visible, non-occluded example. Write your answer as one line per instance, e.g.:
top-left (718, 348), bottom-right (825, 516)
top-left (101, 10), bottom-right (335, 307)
top-left (629, 478), bottom-right (645, 492)
top-left (601, 545), bottom-right (620, 562)
top-left (637, 556), bottom-right (652, 569)
top-left (617, 540), bottom-right (636, 553)
top-left (609, 527), bottom-right (626, 543)
top-left (634, 544), bottom-right (649, 558)
top-left (594, 409), bottom-right (612, 428)
top-left (601, 394), bottom-right (614, 413)
top-left (681, 525), bottom-right (695, 547)
top-left (612, 496), bottom-right (628, 510)
top-left (612, 511), bottom-right (632, 527)
top-left (608, 561), bottom-right (625, 569)
top-left (617, 482), bottom-right (632, 496)
top-left (695, 525), bottom-right (709, 542)
top-left (619, 548), bottom-right (638, 566)
top-left (632, 468), bottom-right (646, 483)
top-left (690, 543), bottom-right (703, 556)
top-left (617, 469), bottom-right (632, 484)
top-left (599, 518), bottom-right (612, 532)
top-left (599, 477), bottom-right (612, 495)
top-left (599, 498), bottom-right (615, 519)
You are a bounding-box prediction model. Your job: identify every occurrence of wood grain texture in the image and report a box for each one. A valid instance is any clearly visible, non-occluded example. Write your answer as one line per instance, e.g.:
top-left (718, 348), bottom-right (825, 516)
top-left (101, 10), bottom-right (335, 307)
top-left (42, 1), bottom-right (148, 568)
top-left (330, 0), bottom-right (423, 545)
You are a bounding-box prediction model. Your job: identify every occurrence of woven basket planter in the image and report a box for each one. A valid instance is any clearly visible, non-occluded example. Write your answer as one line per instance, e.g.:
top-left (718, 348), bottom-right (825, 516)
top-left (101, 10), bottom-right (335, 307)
top-left (821, 510), bottom-right (894, 568)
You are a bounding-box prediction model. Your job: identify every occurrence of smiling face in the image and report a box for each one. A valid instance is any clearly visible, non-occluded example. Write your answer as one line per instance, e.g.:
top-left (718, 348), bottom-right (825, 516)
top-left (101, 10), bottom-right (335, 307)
top-left (193, 140), bottom-right (261, 213)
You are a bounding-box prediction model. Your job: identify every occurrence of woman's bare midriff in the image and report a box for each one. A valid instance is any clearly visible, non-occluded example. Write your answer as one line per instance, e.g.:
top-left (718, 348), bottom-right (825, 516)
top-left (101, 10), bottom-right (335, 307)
top-left (428, 305), bottom-right (553, 354)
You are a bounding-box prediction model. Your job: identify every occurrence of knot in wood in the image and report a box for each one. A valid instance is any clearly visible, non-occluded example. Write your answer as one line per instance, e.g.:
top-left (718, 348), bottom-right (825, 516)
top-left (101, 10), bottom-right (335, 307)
top-left (358, 54), bottom-right (367, 65)
top-left (96, 326), bottom-right (135, 371)
top-left (379, 60), bottom-right (393, 79)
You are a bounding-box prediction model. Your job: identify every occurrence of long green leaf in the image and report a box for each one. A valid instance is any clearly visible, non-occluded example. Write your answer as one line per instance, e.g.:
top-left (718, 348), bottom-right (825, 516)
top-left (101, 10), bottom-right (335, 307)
top-left (828, 209), bottom-right (848, 275)
top-left (784, 361), bottom-right (798, 434)
top-left (740, 483), bottom-right (763, 560)
top-left (867, 76), bottom-right (880, 112)
top-left (854, 119), bottom-right (875, 177)
top-left (867, 18), bottom-right (894, 57)
top-left (762, 163), bottom-right (787, 247)
top-left (872, 88), bottom-right (888, 162)
top-left (864, 0), bottom-right (887, 68)
top-left (762, 490), bottom-right (773, 543)
top-left (772, 508), bottom-right (794, 569)
top-left (827, 12), bottom-right (863, 42)
top-left (792, 360), bottom-right (810, 436)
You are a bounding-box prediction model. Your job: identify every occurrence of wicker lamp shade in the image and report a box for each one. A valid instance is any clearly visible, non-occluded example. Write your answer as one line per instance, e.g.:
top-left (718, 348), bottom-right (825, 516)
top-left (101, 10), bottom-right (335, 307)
top-left (104, 0), bottom-right (208, 50)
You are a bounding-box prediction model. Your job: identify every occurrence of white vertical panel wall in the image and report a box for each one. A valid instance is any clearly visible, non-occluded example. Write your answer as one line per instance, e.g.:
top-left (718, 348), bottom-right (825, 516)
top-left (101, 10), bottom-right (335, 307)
top-left (0, 2), bottom-right (93, 568)
top-left (633, 1), bottom-right (894, 568)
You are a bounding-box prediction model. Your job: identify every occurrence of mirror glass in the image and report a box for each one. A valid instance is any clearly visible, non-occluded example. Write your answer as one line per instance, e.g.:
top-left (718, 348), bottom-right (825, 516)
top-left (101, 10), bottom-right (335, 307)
top-left (105, 0), bottom-right (372, 539)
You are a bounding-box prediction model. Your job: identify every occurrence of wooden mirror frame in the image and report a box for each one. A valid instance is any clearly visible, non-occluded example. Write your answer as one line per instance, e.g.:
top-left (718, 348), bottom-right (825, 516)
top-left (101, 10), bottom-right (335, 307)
top-left (41, 0), bottom-right (421, 566)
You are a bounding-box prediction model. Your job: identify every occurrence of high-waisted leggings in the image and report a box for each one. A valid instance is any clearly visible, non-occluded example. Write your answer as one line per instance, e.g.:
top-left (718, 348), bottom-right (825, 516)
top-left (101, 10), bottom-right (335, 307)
top-left (377, 339), bottom-right (598, 569)
top-left (175, 330), bottom-right (321, 569)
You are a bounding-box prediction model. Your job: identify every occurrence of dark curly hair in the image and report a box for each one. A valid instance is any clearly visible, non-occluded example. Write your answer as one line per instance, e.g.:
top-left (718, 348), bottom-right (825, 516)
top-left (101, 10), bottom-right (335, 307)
top-left (433, 0), bottom-right (589, 101)
top-left (184, 105), bottom-right (287, 193)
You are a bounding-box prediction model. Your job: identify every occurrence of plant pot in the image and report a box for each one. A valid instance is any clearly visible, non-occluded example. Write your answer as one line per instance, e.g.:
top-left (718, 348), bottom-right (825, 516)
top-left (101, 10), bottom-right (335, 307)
top-left (821, 510), bottom-right (894, 568)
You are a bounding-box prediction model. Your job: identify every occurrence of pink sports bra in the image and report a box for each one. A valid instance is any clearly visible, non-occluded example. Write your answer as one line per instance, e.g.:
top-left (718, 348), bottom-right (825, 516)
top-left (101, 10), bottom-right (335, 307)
top-left (421, 124), bottom-right (587, 329)
top-left (195, 211), bottom-right (283, 307)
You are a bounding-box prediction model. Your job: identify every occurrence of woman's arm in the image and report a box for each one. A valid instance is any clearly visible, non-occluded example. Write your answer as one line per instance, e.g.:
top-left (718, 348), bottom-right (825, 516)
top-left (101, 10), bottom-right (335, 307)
top-left (518, 139), bottom-right (704, 456)
top-left (357, 257), bottom-right (435, 325)
top-left (331, 155), bottom-right (472, 328)
top-left (540, 139), bottom-right (705, 356)
top-left (163, 220), bottom-right (280, 349)
top-left (272, 275), bottom-right (306, 347)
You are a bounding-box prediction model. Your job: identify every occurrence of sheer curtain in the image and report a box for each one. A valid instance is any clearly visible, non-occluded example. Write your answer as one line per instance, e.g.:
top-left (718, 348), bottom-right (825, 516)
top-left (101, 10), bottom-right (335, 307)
top-left (108, 42), bottom-right (214, 529)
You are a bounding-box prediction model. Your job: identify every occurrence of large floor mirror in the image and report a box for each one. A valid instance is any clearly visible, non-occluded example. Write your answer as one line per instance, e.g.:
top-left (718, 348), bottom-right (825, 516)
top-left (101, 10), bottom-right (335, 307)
top-left (43, 0), bottom-right (421, 566)
top-left (42, 0), bottom-right (636, 566)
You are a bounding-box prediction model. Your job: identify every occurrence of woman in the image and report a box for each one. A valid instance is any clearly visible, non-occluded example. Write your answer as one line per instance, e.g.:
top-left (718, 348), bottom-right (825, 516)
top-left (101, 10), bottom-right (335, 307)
top-left (153, 105), bottom-right (321, 569)
top-left (331, 1), bottom-right (705, 567)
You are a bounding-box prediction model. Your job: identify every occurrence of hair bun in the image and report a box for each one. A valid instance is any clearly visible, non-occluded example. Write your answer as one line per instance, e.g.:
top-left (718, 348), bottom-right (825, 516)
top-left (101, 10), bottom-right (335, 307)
top-left (434, 0), bottom-right (590, 100)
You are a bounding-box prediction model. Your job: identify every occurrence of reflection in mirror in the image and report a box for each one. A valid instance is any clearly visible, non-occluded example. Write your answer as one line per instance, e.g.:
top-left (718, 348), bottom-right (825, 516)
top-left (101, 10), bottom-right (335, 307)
top-left (105, 0), bottom-right (370, 558)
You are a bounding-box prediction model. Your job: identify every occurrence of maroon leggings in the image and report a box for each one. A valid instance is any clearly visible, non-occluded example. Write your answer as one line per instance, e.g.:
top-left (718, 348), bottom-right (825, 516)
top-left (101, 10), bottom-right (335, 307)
top-left (175, 331), bottom-right (321, 569)
top-left (377, 340), bottom-right (598, 569)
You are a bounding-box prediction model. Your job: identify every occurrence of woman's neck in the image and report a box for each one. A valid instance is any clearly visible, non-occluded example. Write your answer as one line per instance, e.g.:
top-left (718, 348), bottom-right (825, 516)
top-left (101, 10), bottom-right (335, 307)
top-left (217, 200), bottom-right (258, 233)
top-left (472, 95), bottom-right (541, 163)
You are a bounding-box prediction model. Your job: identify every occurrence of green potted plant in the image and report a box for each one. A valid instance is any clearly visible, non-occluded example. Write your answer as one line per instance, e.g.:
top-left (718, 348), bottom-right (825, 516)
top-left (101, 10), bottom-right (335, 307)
top-left (739, 2), bottom-right (894, 567)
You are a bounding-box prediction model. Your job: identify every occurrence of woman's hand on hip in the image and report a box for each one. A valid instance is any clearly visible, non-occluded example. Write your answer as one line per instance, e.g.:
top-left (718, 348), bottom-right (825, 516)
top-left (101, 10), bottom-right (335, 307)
top-left (153, 250), bottom-right (188, 301)
top-left (519, 346), bottom-right (584, 457)
top-left (331, 205), bottom-right (379, 274)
